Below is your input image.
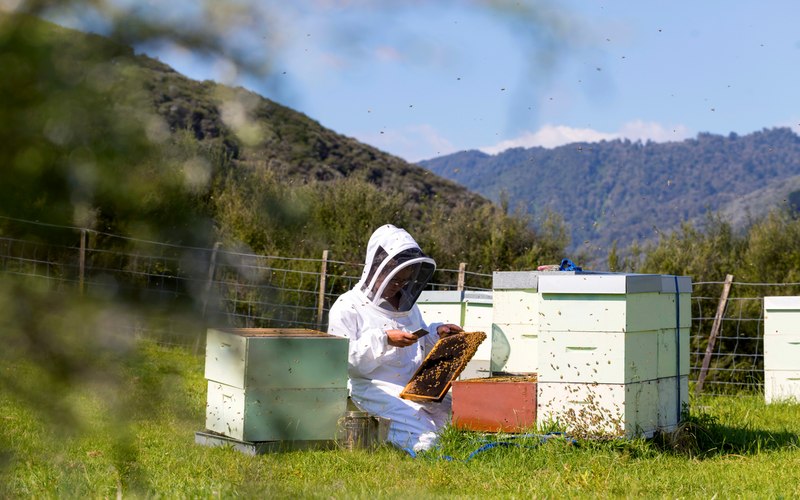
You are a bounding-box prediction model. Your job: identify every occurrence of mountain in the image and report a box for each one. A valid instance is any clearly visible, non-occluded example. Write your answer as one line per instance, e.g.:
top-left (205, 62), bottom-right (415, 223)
top-left (419, 130), bottom-right (800, 263)
top-left (2, 13), bottom-right (570, 277)
top-left (137, 45), bottom-right (490, 212)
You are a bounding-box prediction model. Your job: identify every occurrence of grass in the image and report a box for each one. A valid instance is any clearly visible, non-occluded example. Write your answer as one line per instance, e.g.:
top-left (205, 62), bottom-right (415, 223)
top-left (2, 341), bottom-right (800, 498)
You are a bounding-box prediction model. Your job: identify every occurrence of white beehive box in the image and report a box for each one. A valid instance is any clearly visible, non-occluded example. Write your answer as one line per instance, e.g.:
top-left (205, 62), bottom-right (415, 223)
top-left (764, 296), bottom-right (800, 403)
top-left (491, 271), bottom-right (691, 437)
top-left (536, 274), bottom-right (692, 333)
top-left (537, 376), bottom-right (689, 438)
top-left (417, 291), bottom-right (463, 326)
top-left (417, 290), bottom-right (493, 378)
top-left (204, 328), bottom-right (349, 442)
top-left (535, 273), bottom-right (691, 437)
top-left (462, 291), bottom-right (493, 378)
top-left (491, 271), bottom-right (543, 374)
top-left (537, 380), bottom-right (658, 438)
top-left (658, 376), bottom-right (689, 430)
top-left (537, 327), bottom-right (690, 384)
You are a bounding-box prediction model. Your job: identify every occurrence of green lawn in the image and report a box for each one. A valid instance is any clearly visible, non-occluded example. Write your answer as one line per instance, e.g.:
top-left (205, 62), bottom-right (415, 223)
top-left (2, 342), bottom-right (799, 498)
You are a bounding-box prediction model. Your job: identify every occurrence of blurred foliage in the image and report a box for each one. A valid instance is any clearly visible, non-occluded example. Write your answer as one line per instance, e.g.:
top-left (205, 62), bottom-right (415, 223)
top-left (0, 12), bottom-right (215, 245)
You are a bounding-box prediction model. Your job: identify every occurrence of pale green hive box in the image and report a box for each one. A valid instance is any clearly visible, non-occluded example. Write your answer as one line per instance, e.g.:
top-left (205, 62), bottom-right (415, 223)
top-left (417, 290), bottom-right (493, 378)
top-left (204, 328), bottom-right (349, 443)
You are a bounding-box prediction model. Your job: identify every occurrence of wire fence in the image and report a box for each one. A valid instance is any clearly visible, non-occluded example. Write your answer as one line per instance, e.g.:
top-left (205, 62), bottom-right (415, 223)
top-left (2, 216), bottom-right (798, 396)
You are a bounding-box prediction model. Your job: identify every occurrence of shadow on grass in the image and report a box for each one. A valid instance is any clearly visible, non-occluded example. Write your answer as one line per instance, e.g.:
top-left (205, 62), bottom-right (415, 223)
top-left (653, 411), bottom-right (800, 458)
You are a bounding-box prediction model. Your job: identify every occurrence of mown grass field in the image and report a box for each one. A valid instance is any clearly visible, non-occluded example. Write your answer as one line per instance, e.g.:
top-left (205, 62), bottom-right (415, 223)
top-left (2, 341), bottom-right (799, 498)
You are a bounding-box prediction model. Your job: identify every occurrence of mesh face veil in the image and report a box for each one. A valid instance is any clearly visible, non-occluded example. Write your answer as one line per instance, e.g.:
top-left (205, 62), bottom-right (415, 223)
top-left (359, 225), bottom-right (436, 312)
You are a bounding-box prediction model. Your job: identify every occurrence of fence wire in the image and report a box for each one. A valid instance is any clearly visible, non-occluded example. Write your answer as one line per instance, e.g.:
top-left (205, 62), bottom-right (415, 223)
top-left (1, 218), bottom-right (797, 396)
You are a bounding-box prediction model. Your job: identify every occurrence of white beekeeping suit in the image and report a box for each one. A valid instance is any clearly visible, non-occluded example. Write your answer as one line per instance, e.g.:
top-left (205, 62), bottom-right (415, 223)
top-left (327, 224), bottom-right (452, 452)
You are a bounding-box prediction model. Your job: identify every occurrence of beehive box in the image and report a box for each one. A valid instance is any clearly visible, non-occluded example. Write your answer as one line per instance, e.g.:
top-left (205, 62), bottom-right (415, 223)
top-left (536, 274), bottom-right (692, 333)
top-left (537, 380), bottom-right (658, 438)
top-left (491, 271), bottom-right (546, 374)
top-left (417, 291), bottom-right (463, 325)
top-left (492, 271), bottom-right (691, 437)
top-left (417, 290), bottom-right (493, 379)
top-left (535, 273), bottom-right (691, 437)
top-left (658, 375), bottom-right (689, 430)
top-left (452, 376), bottom-right (538, 432)
top-left (204, 328), bottom-right (348, 442)
top-left (764, 296), bottom-right (800, 403)
top-left (537, 327), bottom-right (690, 384)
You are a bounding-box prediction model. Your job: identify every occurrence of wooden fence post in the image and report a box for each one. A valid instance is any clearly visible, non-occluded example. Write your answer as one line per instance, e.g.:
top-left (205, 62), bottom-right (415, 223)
top-left (79, 229), bottom-right (86, 295)
top-left (316, 250), bottom-right (329, 331)
top-left (695, 274), bottom-right (734, 396)
top-left (196, 242), bottom-right (222, 355)
top-left (457, 262), bottom-right (466, 291)
top-left (202, 242), bottom-right (221, 319)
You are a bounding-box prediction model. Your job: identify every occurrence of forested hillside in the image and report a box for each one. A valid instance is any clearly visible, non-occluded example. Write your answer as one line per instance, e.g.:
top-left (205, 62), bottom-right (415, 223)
top-left (419, 130), bottom-right (800, 263)
top-left (0, 13), bottom-right (566, 276)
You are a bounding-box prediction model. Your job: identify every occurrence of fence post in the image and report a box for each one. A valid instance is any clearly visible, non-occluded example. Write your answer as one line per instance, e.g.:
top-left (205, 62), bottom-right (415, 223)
top-left (196, 242), bottom-right (222, 355)
top-left (79, 229), bottom-right (86, 295)
top-left (695, 274), bottom-right (734, 396)
top-left (202, 242), bottom-right (221, 319)
top-left (457, 262), bottom-right (466, 291)
top-left (316, 250), bottom-right (329, 331)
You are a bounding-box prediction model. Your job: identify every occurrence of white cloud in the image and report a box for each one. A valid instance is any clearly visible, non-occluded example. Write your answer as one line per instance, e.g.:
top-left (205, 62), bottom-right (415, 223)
top-left (374, 45), bottom-right (403, 62)
top-left (479, 121), bottom-right (692, 155)
top-left (619, 120), bottom-right (690, 143)
top-left (780, 119), bottom-right (800, 136)
top-left (357, 121), bottom-right (696, 163)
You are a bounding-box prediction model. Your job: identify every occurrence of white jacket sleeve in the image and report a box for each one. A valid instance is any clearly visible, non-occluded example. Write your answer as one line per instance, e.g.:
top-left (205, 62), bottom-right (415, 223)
top-left (327, 297), bottom-right (391, 376)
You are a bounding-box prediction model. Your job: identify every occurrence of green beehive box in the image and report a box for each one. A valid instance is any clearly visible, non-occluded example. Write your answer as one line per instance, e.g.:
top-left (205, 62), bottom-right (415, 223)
top-left (204, 328), bottom-right (349, 442)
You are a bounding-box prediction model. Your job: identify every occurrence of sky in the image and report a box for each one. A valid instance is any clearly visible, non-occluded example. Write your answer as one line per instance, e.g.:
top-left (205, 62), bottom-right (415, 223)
top-left (44, 0), bottom-right (800, 163)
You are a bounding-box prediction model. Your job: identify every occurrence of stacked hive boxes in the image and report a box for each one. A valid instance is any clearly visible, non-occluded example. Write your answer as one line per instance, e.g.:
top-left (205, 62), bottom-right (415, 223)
top-left (764, 296), bottom-right (800, 403)
top-left (204, 328), bottom-right (349, 443)
top-left (491, 272), bottom-right (541, 375)
top-left (417, 290), bottom-right (493, 379)
top-left (492, 272), bottom-right (691, 438)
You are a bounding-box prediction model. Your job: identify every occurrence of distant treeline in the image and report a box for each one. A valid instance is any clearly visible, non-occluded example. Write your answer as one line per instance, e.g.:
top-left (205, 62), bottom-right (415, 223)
top-left (420, 128), bottom-right (800, 263)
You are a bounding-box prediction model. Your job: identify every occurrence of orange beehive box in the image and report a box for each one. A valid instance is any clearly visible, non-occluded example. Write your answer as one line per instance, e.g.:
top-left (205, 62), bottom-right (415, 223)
top-left (452, 376), bottom-right (538, 432)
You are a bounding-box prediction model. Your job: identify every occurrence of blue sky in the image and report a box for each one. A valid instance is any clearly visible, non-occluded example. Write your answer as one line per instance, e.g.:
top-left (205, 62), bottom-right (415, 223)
top-left (48, 0), bottom-right (800, 162)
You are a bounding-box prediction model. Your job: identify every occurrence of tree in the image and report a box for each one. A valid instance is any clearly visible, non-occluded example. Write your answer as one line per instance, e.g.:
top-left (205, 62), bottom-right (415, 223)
top-left (0, 5), bottom-right (275, 493)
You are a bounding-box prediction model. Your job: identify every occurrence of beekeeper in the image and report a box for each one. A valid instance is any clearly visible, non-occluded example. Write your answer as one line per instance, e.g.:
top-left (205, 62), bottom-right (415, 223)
top-left (327, 224), bottom-right (463, 452)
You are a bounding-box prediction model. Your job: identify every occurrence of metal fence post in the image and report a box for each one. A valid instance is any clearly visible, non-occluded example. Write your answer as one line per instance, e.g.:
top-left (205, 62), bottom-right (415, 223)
top-left (316, 250), bottom-right (329, 331)
top-left (695, 274), bottom-right (734, 396)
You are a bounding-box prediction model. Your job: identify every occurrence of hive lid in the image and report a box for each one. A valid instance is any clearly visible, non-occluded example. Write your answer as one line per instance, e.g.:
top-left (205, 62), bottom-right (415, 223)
top-left (492, 271), bottom-right (692, 294)
top-left (764, 296), bottom-right (800, 310)
top-left (210, 327), bottom-right (337, 338)
top-left (399, 331), bottom-right (487, 402)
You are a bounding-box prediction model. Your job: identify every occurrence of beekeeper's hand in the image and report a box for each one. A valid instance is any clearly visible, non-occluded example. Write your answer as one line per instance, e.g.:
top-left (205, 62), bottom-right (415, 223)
top-left (386, 329), bottom-right (418, 347)
top-left (437, 324), bottom-right (463, 337)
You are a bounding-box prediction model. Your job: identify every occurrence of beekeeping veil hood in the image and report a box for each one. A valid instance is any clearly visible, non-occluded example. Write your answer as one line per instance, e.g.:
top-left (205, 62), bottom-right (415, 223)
top-left (359, 224), bottom-right (436, 312)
